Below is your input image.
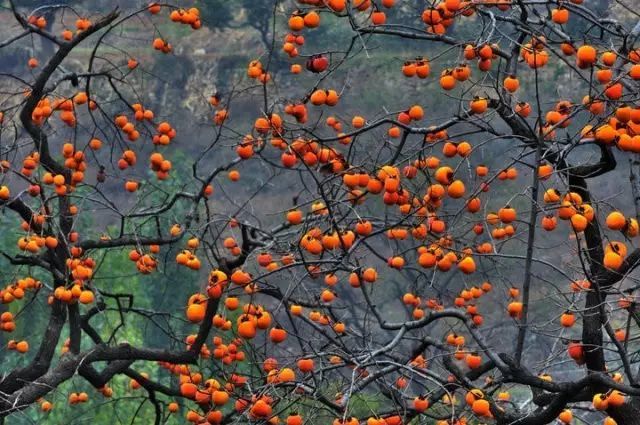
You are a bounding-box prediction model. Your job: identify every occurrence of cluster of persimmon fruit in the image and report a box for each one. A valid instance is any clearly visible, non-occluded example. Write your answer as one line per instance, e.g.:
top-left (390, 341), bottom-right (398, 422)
top-left (0, 311), bottom-right (17, 332)
top-left (157, 344), bottom-right (314, 424)
top-left (283, 12), bottom-right (318, 60)
top-left (26, 13), bottom-right (91, 41)
top-left (168, 5), bottom-right (202, 29)
top-left (52, 255), bottom-right (96, 304)
top-left (247, 59), bottom-right (271, 84)
top-left (6, 339), bottom-right (29, 353)
top-left (29, 93), bottom-right (96, 128)
top-left (149, 5), bottom-right (201, 53)
top-left (36, 384), bottom-right (113, 413)
top-left (113, 115), bottom-right (176, 189)
top-left (128, 245), bottom-right (160, 274)
top-left (0, 277), bottom-right (41, 306)
top-left (176, 237), bottom-right (203, 270)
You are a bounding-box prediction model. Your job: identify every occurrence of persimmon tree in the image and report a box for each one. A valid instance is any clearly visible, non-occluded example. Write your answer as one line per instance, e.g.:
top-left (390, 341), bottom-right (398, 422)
top-left (2, 0), bottom-right (640, 424)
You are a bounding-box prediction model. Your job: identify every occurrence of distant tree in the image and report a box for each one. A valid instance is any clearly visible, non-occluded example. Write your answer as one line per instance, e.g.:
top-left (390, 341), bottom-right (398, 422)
top-left (197, 0), bottom-right (275, 47)
top-left (194, 0), bottom-right (234, 30)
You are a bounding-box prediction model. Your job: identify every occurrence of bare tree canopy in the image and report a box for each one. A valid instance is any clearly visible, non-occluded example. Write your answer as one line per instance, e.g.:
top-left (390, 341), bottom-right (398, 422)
top-left (1, 0), bottom-right (640, 424)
